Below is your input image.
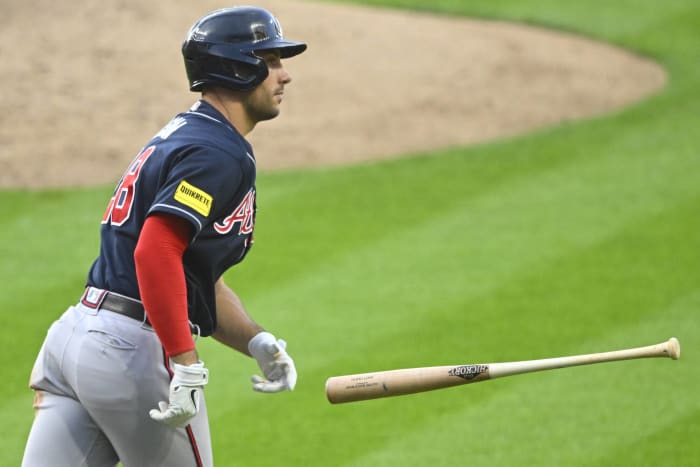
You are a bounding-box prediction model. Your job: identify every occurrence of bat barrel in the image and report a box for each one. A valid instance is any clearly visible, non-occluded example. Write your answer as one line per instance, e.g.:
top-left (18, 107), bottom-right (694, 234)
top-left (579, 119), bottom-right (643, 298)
top-left (325, 365), bottom-right (491, 404)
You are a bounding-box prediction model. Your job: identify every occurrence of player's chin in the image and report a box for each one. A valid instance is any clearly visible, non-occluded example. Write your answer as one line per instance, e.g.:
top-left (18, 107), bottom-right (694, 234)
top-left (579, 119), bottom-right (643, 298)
top-left (255, 106), bottom-right (282, 122)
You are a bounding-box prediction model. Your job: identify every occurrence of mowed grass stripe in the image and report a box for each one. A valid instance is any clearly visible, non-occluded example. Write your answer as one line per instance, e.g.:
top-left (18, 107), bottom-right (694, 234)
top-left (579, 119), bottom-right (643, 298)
top-left (590, 411), bottom-right (700, 467)
top-left (447, 193), bottom-right (700, 353)
top-left (2, 188), bottom-right (108, 399)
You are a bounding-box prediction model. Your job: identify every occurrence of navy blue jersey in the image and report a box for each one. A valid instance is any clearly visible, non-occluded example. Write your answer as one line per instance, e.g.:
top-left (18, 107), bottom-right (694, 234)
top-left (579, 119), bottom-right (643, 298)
top-left (87, 100), bottom-right (257, 336)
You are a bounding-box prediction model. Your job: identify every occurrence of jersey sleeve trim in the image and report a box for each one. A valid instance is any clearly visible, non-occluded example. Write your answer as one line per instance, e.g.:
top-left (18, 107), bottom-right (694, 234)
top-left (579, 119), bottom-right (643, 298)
top-left (149, 203), bottom-right (203, 232)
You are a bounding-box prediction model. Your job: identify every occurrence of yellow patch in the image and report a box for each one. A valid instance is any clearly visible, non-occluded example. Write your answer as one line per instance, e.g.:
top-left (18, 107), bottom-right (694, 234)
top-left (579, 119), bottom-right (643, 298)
top-left (174, 180), bottom-right (213, 217)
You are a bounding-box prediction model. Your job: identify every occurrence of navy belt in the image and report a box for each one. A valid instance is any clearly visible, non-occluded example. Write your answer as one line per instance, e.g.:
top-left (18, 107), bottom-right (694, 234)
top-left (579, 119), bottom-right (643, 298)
top-left (82, 287), bottom-right (150, 325)
top-left (81, 287), bottom-right (200, 336)
top-left (102, 293), bottom-right (150, 324)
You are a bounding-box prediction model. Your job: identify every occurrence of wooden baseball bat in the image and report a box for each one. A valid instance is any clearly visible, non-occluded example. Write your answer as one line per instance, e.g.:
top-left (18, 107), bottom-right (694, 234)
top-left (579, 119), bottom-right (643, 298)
top-left (325, 337), bottom-right (680, 404)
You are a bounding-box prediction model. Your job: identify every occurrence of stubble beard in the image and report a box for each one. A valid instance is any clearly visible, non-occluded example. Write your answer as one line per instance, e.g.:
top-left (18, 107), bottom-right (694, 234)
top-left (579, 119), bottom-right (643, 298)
top-left (245, 91), bottom-right (281, 123)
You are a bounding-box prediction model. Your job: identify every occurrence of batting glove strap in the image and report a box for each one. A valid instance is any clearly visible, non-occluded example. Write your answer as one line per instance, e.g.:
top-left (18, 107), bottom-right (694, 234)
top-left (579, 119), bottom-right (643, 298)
top-left (248, 332), bottom-right (297, 393)
top-left (171, 362), bottom-right (209, 386)
top-left (149, 362), bottom-right (209, 428)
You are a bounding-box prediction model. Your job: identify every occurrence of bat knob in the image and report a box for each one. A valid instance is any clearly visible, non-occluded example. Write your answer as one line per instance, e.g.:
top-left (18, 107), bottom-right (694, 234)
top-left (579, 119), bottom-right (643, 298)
top-left (667, 337), bottom-right (680, 360)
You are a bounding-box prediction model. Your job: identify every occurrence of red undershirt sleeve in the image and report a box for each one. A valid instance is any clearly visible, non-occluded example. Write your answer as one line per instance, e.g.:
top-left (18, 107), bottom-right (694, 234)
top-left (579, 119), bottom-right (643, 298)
top-left (134, 212), bottom-right (195, 357)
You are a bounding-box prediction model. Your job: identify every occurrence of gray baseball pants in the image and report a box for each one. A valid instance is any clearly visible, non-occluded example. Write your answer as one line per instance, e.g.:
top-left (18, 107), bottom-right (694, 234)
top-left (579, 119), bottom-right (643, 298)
top-left (22, 300), bottom-right (213, 467)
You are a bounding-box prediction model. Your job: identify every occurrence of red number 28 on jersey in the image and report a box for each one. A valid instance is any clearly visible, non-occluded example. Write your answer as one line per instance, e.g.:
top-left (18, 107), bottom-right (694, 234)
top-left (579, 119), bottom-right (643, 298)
top-left (101, 145), bottom-right (156, 226)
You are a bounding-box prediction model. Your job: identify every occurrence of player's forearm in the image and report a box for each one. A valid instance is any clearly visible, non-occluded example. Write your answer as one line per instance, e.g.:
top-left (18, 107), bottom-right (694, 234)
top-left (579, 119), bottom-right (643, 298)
top-left (212, 278), bottom-right (263, 356)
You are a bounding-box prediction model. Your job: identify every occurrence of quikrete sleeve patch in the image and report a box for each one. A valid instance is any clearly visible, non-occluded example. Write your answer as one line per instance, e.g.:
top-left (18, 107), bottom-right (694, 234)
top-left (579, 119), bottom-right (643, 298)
top-left (174, 180), bottom-right (213, 217)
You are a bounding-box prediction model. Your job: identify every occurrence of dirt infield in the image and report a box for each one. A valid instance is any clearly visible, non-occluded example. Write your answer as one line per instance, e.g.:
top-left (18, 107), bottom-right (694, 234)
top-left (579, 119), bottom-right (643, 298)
top-left (0, 0), bottom-right (666, 189)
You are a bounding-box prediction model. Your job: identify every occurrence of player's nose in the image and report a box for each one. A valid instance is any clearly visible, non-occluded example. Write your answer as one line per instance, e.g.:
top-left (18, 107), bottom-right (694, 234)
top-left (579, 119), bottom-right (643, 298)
top-left (279, 66), bottom-right (292, 84)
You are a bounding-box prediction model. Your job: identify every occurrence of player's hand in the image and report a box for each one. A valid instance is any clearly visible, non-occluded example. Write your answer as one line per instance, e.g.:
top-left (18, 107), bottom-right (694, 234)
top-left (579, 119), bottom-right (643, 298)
top-left (248, 331), bottom-right (297, 393)
top-left (149, 362), bottom-right (209, 427)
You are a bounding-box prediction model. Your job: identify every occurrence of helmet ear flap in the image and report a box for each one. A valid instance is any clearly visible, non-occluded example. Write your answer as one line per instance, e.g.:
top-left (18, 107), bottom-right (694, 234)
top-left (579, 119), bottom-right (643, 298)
top-left (186, 55), bottom-right (268, 92)
top-left (218, 58), bottom-right (263, 84)
top-left (208, 56), bottom-right (265, 88)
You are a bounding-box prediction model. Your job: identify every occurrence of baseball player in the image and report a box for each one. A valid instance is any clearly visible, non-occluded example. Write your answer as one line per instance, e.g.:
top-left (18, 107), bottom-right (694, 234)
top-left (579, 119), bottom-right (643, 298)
top-left (22, 7), bottom-right (306, 467)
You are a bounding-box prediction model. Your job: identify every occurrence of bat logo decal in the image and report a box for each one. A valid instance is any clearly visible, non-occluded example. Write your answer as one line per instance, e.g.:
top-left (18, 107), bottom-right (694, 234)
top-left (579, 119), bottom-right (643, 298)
top-left (448, 364), bottom-right (489, 380)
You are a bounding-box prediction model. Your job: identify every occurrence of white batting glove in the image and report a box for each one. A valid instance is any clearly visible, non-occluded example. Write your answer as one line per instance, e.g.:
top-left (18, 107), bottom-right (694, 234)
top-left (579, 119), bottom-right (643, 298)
top-left (248, 332), bottom-right (297, 393)
top-left (149, 362), bottom-right (209, 428)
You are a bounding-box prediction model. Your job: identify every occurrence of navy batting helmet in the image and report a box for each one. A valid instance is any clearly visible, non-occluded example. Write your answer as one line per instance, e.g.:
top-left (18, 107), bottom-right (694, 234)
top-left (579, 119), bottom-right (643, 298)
top-left (182, 7), bottom-right (307, 92)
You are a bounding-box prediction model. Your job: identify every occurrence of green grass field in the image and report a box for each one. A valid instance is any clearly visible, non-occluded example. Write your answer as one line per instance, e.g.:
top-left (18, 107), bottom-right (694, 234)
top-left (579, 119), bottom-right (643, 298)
top-left (3, 0), bottom-right (699, 465)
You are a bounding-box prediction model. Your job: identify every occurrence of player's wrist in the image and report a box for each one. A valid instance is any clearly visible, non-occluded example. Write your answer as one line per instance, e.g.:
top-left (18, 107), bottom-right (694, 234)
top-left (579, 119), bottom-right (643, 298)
top-left (171, 349), bottom-right (199, 366)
